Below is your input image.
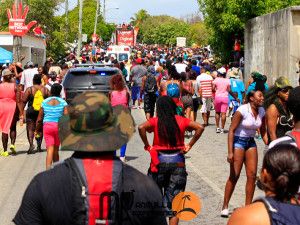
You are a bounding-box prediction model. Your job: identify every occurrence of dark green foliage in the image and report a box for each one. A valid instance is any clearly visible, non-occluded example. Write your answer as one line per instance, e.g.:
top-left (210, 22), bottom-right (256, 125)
top-left (198, 0), bottom-right (300, 62)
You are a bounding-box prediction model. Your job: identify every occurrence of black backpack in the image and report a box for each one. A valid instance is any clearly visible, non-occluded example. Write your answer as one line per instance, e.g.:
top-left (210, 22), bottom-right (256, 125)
top-left (144, 74), bottom-right (157, 93)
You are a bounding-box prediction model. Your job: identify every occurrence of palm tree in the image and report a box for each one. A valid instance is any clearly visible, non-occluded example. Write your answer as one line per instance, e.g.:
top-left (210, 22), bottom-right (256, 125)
top-left (182, 194), bottom-right (191, 209)
top-left (176, 194), bottom-right (197, 215)
top-left (130, 9), bottom-right (150, 27)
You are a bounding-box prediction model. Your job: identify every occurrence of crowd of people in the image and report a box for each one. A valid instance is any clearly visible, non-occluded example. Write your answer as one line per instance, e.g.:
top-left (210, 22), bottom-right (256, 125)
top-left (0, 59), bottom-right (68, 168)
top-left (0, 46), bottom-right (300, 224)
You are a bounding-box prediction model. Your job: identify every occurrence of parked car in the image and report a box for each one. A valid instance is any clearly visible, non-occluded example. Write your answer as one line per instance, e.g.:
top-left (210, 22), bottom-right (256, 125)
top-left (62, 64), bottom-right (120, 103)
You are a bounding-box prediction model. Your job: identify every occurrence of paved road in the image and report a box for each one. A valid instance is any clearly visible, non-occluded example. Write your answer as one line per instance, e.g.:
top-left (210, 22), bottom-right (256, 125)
top-left (0, 109), bottom-right (265, 225)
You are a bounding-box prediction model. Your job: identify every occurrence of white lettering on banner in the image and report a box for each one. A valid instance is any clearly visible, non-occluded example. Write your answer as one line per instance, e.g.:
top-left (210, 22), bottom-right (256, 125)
top-left (117, 30), bottom-right (134, 46)
top-left (120, 37), bottom-right (132, 42)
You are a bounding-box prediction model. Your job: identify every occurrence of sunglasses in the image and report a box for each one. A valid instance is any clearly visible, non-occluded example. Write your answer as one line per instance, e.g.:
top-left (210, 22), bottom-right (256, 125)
top-left (279, 88), bottom-right (290, 93)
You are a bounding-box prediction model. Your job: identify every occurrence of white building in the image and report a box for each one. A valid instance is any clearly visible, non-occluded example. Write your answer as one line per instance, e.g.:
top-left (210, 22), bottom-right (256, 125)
top-left (0, 32), bottom-right (46, 66)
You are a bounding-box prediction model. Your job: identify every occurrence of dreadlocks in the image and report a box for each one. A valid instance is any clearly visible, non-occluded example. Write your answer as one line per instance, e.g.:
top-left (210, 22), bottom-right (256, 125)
top-left (156, 96), bottom-right (180, 147)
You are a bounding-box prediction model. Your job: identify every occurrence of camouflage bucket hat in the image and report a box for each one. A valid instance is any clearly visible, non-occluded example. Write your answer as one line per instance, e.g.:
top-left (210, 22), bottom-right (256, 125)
top-left (59, 92), bottom-right (135, 152)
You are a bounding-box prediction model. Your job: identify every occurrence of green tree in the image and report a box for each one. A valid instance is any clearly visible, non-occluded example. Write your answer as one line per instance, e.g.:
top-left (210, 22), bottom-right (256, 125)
top-left (0, 0), bottom-right (64, 58)
top-left (140, 15), bottom-right (190, 46)
top-left (0, 0), bottom-right (115, 60)
top-left (60, 0), bottom-right (114, 43)
top-left (188, 22), bottom-right (209, 47)
top-left (130, 9), bottom-right (150, 27)
top-left (198, 0), bottom-right (300, 62)
top-left (0, 0), bottom-right (13, 30)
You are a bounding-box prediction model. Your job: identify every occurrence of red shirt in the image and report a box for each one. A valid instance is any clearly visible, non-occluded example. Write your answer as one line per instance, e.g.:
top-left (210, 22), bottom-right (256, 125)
top-left (234, 42), bottom-right (241, 51)
top-left (148, 115), bottom-right (191, 148)
top-left (33, 26), bottom-right (43, 35)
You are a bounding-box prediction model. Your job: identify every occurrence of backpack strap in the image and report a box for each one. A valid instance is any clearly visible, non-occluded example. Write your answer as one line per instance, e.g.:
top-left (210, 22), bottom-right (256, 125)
top-left (65, 158), bottom-right (87, 198)
top-left (255, 197), bottom-right (278, 213)
top-left (286, 131), bottom-right (300, 147)
top-left (64, 158), bottom-right (88, 225)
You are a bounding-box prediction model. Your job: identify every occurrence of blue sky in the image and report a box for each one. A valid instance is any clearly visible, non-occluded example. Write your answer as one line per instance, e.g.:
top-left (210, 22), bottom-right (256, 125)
top-left (59, 0), bottom-right (200, 24)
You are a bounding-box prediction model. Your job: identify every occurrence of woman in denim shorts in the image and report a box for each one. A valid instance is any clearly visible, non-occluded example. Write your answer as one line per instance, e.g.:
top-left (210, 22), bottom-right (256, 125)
top-left (221, 90), bottom-right (268, 217)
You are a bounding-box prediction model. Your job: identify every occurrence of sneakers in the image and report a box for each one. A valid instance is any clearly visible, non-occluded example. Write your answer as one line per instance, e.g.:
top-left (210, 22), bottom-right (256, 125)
top-left (0, 151), bottom-right (9, 157)
top-left (27, 145), bottom-right (35, 154)
top-left (10, 145), bottom-right (16, 155)
top-left (120, 157), bottom-right (127, 162)
top-left (36, 145), bottom-right (43, 153)
top-left (221, 208), bottom-right (229, 218)
top-left (216, 128), bottom-right (225, 134)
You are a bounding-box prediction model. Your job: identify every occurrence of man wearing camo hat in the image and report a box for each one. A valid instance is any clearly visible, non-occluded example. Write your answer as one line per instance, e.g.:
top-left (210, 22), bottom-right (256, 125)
top-left (14, 92), bottom-right (167, 225)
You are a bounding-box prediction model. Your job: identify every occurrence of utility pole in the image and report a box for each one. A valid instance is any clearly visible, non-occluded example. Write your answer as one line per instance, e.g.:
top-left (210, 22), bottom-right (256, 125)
top-left (92, 0), bottom-right (99, 57)
top-left (93, 0), bottom-right (99, 35)
top-left (65, 0), bottom-right (69, 42)
top-left (103, 0), bottom-right (106, 22)
top-left (76, 0), bottom-right (83, 59)
top-left (13, 0), bottom-right (22, 62)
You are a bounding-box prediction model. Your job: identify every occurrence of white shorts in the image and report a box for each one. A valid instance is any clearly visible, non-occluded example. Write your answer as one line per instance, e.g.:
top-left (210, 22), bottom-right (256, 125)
top-left (200, 97), bottom-right (212, 113)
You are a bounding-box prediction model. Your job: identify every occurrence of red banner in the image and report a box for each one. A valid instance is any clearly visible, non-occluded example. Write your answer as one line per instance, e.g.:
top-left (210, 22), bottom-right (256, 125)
top-left (117, 30), bottom-right (134, 46)
top-left (7, 3), bottom-right (37, 37)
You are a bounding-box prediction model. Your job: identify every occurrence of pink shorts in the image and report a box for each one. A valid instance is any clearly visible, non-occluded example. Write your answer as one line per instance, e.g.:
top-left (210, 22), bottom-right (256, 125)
top-left (214, 97), bottom-right (229, 113)
top-left (43, 122), bottom-right (60, 147)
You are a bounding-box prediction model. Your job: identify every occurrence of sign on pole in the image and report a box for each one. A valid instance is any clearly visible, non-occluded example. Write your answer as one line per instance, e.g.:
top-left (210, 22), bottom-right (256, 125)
top-left (82, 34), bottom-right (87, 42)
top-left (176, 37), bottom-right (186, 47)
top-left (7, 2), bottom-right (37, 37)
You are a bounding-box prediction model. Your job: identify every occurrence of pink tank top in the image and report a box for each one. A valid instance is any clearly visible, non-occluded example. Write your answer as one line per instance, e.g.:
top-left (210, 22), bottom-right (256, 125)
top-left (110, 89), bottom-right (128, 107)
top-left (0, 83), bottom-right (16, 100)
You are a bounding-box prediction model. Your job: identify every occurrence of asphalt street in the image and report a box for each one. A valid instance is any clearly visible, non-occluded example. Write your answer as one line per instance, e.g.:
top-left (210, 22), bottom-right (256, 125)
top-left (0, 109), bottom-right (265, 225)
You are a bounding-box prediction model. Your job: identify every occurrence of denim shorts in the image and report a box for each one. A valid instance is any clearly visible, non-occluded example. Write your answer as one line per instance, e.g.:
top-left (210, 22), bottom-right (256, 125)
top-left (234, 136), bottom-right (257, 150)
top-left (131, 86), bottom-right (141, 101)
top-left (148, 163), bottom-right (187, 215)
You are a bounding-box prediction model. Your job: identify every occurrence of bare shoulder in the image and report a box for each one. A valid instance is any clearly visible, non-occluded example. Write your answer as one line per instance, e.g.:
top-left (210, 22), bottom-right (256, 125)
top-left (227, 202), bottom-right (270, 225)
top-left (266, 104), bottom-right (278, 114)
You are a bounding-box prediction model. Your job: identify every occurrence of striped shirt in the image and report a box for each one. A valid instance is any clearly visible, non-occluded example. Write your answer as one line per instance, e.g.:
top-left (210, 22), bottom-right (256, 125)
top-left (196, 73), bottom-right (213, 98)
top-left (42, 97), bottom-right (67, 123)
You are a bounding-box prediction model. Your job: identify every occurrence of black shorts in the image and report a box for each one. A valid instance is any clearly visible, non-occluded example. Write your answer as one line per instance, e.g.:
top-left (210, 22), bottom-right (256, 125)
top-left (192, 98), bottom-right (201, 112)
top-left (26, 106), bottom-right (39, 122)
top-left (148, 165), bottom-right (187, 212)
top-left (144, 93), bottom-right (157, 116)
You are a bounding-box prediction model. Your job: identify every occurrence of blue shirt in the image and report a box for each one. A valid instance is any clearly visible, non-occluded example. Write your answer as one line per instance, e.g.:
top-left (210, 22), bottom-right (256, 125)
top-left (231, 99), bottom-right (240, 113)
top-left (229, 78), bottom-right (245, 102)
top-left (42, 97), bottom-right (67, 123)
top-left (246, 82), bottom-right (269, 95)
top-left (191, 65), bottom-right (201, 75)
